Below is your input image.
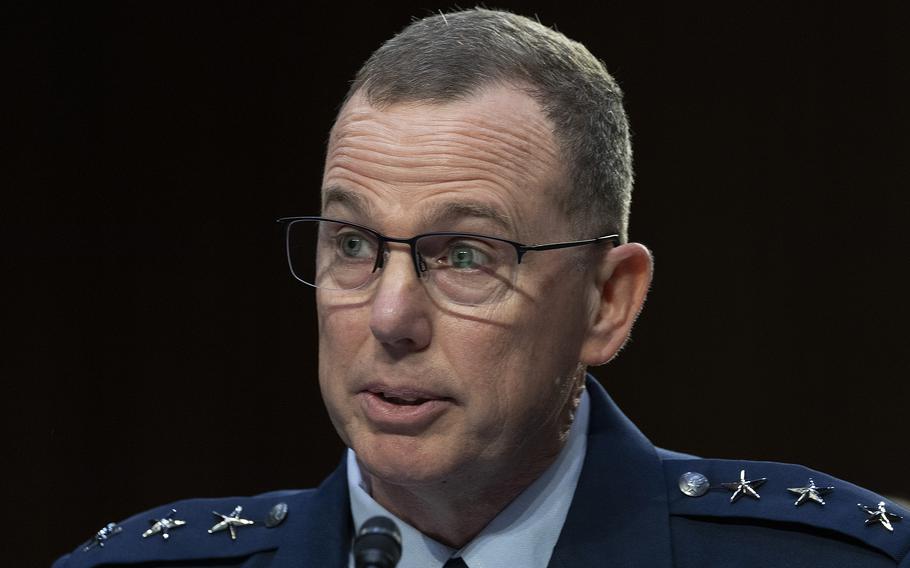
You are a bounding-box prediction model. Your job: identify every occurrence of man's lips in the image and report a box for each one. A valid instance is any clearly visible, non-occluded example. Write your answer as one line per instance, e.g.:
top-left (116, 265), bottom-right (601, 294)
top-left (358, 380), bottom-right (454, 402)
top-left (363, 386), bottom-right (453, 405)
top-left (357, 384), bottom-right (455, 432)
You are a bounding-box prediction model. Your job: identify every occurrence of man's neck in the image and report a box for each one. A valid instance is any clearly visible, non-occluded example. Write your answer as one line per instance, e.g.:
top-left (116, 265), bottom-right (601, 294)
top-left (363, 447), bottom-right (560, 548)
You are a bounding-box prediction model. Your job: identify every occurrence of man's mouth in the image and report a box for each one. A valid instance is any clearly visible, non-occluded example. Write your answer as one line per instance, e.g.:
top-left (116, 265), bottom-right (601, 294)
top-left (367, 387), bottom-right (445, 406)
top-left (358, 385), bottom-right (455, 430)
top-left (377, 393), bottom-right (429, 406)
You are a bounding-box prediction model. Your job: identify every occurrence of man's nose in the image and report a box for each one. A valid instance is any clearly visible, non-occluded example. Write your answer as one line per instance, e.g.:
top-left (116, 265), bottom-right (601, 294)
top-left (368, 245), bottom-right (432, 354)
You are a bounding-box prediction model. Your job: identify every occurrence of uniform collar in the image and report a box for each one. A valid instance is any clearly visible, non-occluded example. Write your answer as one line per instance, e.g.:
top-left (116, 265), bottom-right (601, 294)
top-left (269, 463), bottom-right (352, 567)
top-left (347, 389), bottom-right (591, 568)
top-left (548, 376), bottom-right (673, 568)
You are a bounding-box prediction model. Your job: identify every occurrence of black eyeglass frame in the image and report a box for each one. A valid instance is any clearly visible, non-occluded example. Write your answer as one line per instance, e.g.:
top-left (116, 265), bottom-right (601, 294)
top-left (277, 216), bottom-right (621, 281)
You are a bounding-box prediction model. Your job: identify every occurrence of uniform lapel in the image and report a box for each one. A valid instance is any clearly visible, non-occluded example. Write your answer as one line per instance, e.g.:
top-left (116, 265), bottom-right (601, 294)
top-left (271, 458), bottom-right (352, 567)
top-left (548, 377), bottom-right (674, 568)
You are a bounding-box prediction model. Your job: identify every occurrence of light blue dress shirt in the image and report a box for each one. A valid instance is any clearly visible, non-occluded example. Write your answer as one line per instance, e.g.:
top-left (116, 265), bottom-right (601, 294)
top-left (348, 389), bottom-right (590, 568)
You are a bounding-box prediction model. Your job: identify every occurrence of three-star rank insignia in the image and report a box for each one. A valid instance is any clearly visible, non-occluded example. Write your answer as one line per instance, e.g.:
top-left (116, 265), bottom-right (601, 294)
top-left (787, 478), bottom-right (835, 506)
top-left (209, 505), bottom-right (255, 540)
top-left (142, 508), bottom-right (187, 540)
top-left (858, 501), bottom-right (903, 532)
top-left (721, 469), bottom-right (767, 503)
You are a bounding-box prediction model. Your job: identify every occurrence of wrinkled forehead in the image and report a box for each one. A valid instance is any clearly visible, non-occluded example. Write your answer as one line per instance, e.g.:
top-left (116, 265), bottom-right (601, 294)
top-left (327, 85), bottom-right (556, 149)
top-left (321, 86), bottom-right (568, 238)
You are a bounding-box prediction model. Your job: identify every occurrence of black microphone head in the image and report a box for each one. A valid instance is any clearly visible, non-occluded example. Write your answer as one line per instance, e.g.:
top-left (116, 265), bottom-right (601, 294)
top-left (354, 516), bottom-right (402, 568)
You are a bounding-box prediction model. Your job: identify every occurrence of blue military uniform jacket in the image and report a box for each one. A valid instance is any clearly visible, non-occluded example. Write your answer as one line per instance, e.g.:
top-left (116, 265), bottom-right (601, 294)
top-left (55, 378), bottom-right (910, 567)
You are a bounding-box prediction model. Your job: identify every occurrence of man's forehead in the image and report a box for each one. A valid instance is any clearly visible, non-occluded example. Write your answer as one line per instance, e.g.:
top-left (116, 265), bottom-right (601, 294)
top-left (322, 184), bottom-right (514, 234)
top-left (322, 85), bottom-right (568, 240)
top-left (329, 85), bottom-right (557, 148)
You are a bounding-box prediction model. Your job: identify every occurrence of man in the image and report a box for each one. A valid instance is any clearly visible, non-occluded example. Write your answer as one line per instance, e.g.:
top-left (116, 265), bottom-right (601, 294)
top-left (55, 9), bottom-right (908, 568)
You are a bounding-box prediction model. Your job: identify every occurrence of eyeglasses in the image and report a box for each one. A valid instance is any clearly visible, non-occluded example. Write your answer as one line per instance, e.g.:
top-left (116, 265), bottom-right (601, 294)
top-left (276, 216), bottom-right (620, 307)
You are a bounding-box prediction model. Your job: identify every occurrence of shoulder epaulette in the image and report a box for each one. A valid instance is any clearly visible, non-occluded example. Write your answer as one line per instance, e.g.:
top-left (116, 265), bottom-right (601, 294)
top-left (663, 458), bottom-right (910, 565)
top-left (54, 489), bottom-right (310, 568)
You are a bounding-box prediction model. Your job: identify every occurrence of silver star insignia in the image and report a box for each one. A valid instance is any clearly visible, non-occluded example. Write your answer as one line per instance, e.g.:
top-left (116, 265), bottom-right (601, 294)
top-left (787, 478), bottom-right (834, 506)
top-left (208, 505), bottom-right (255, 540)
top-left (858, 501), bottom-right (903, 532)
top-left (721, 469), bottom-right (767, 503)
top-left (81, 522), bottom-right (122, 551)
top-left (142, 508), bottom-right (187, 540)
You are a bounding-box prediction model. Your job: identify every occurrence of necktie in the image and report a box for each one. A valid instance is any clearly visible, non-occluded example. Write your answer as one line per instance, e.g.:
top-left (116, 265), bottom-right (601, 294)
top-left (443, 558), bottom-right (469, 568)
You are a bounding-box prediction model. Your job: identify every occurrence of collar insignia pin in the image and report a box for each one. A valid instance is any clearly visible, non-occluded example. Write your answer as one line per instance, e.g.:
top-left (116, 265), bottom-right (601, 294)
top-left (678, 471), bottom-right (711, 497)
top-left (81, 522), bottom-right (123, 551)
top-left (209, 505), bottom-right (255, 540)
top-left (265, 502), bottom-right (288, 528)
top-left (142, 508), bottom-right (187, 540)
top-left (787, 478), bottom-right (834, 506)
top-left (721, 469), bottom-right (767, 503)
top-left (859, 501), bottom-right (903, 532)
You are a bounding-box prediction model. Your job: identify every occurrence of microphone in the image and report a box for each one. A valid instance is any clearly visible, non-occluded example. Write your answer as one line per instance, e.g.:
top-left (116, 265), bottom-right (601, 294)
top-left (354, 516), bottom-right (402, 568)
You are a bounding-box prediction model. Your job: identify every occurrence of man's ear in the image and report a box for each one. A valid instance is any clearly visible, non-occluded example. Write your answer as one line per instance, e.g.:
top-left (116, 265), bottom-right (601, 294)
top-left (579, 243), bottom-right (653, 366)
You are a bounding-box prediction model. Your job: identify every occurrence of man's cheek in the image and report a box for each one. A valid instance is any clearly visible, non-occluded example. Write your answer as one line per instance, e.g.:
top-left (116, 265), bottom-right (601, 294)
top-left (448, 323), bottom-right (507, 363)
top-left (320, 309), bottom-right (367, 351)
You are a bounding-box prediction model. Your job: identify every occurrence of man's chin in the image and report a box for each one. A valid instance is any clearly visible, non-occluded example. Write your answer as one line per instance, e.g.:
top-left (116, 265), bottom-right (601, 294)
top-left (354, 444), bottom-right (464, 490)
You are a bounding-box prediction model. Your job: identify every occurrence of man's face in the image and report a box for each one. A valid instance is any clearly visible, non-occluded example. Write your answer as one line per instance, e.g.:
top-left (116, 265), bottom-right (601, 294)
top-left (317, 86), bottom-right (600, 490)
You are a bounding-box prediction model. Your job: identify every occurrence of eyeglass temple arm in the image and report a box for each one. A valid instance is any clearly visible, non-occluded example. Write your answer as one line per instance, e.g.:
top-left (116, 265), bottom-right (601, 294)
top-left (520, 234), bottom-right (620, 253)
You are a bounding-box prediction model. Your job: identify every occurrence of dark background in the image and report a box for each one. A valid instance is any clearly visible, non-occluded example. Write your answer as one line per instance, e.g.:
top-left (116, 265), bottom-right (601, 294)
top-left (4, 2), bottom-right (907, 565)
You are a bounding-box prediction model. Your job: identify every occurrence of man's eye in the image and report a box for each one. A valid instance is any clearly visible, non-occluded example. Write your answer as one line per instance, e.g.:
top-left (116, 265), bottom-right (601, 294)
top-left (447, 244), bottom-right (489, 269)
top-left (337, 233), bottom-right (374, 258)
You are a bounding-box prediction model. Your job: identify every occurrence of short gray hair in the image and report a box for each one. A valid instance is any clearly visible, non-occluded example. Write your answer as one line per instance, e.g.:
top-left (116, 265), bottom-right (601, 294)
top-left (342, 8), bottom-right (633, 241)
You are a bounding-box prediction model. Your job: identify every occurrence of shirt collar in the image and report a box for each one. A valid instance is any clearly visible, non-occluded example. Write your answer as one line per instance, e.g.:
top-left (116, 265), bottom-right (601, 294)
top-left (348, 388), bottom-right (590, 568)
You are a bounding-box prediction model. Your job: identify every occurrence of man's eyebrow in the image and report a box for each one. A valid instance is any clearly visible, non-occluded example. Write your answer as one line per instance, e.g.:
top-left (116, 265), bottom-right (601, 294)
top-left (322, 186), bottom-right (372, 218)
top-left (422, 202), bottom-right (513, 235)
top-left (322, 186), bottom-right (512, 235)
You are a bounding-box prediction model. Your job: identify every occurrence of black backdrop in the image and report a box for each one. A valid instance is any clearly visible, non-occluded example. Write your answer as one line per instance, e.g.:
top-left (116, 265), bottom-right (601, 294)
top-left (5, 2), bottom-right (907, 565)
